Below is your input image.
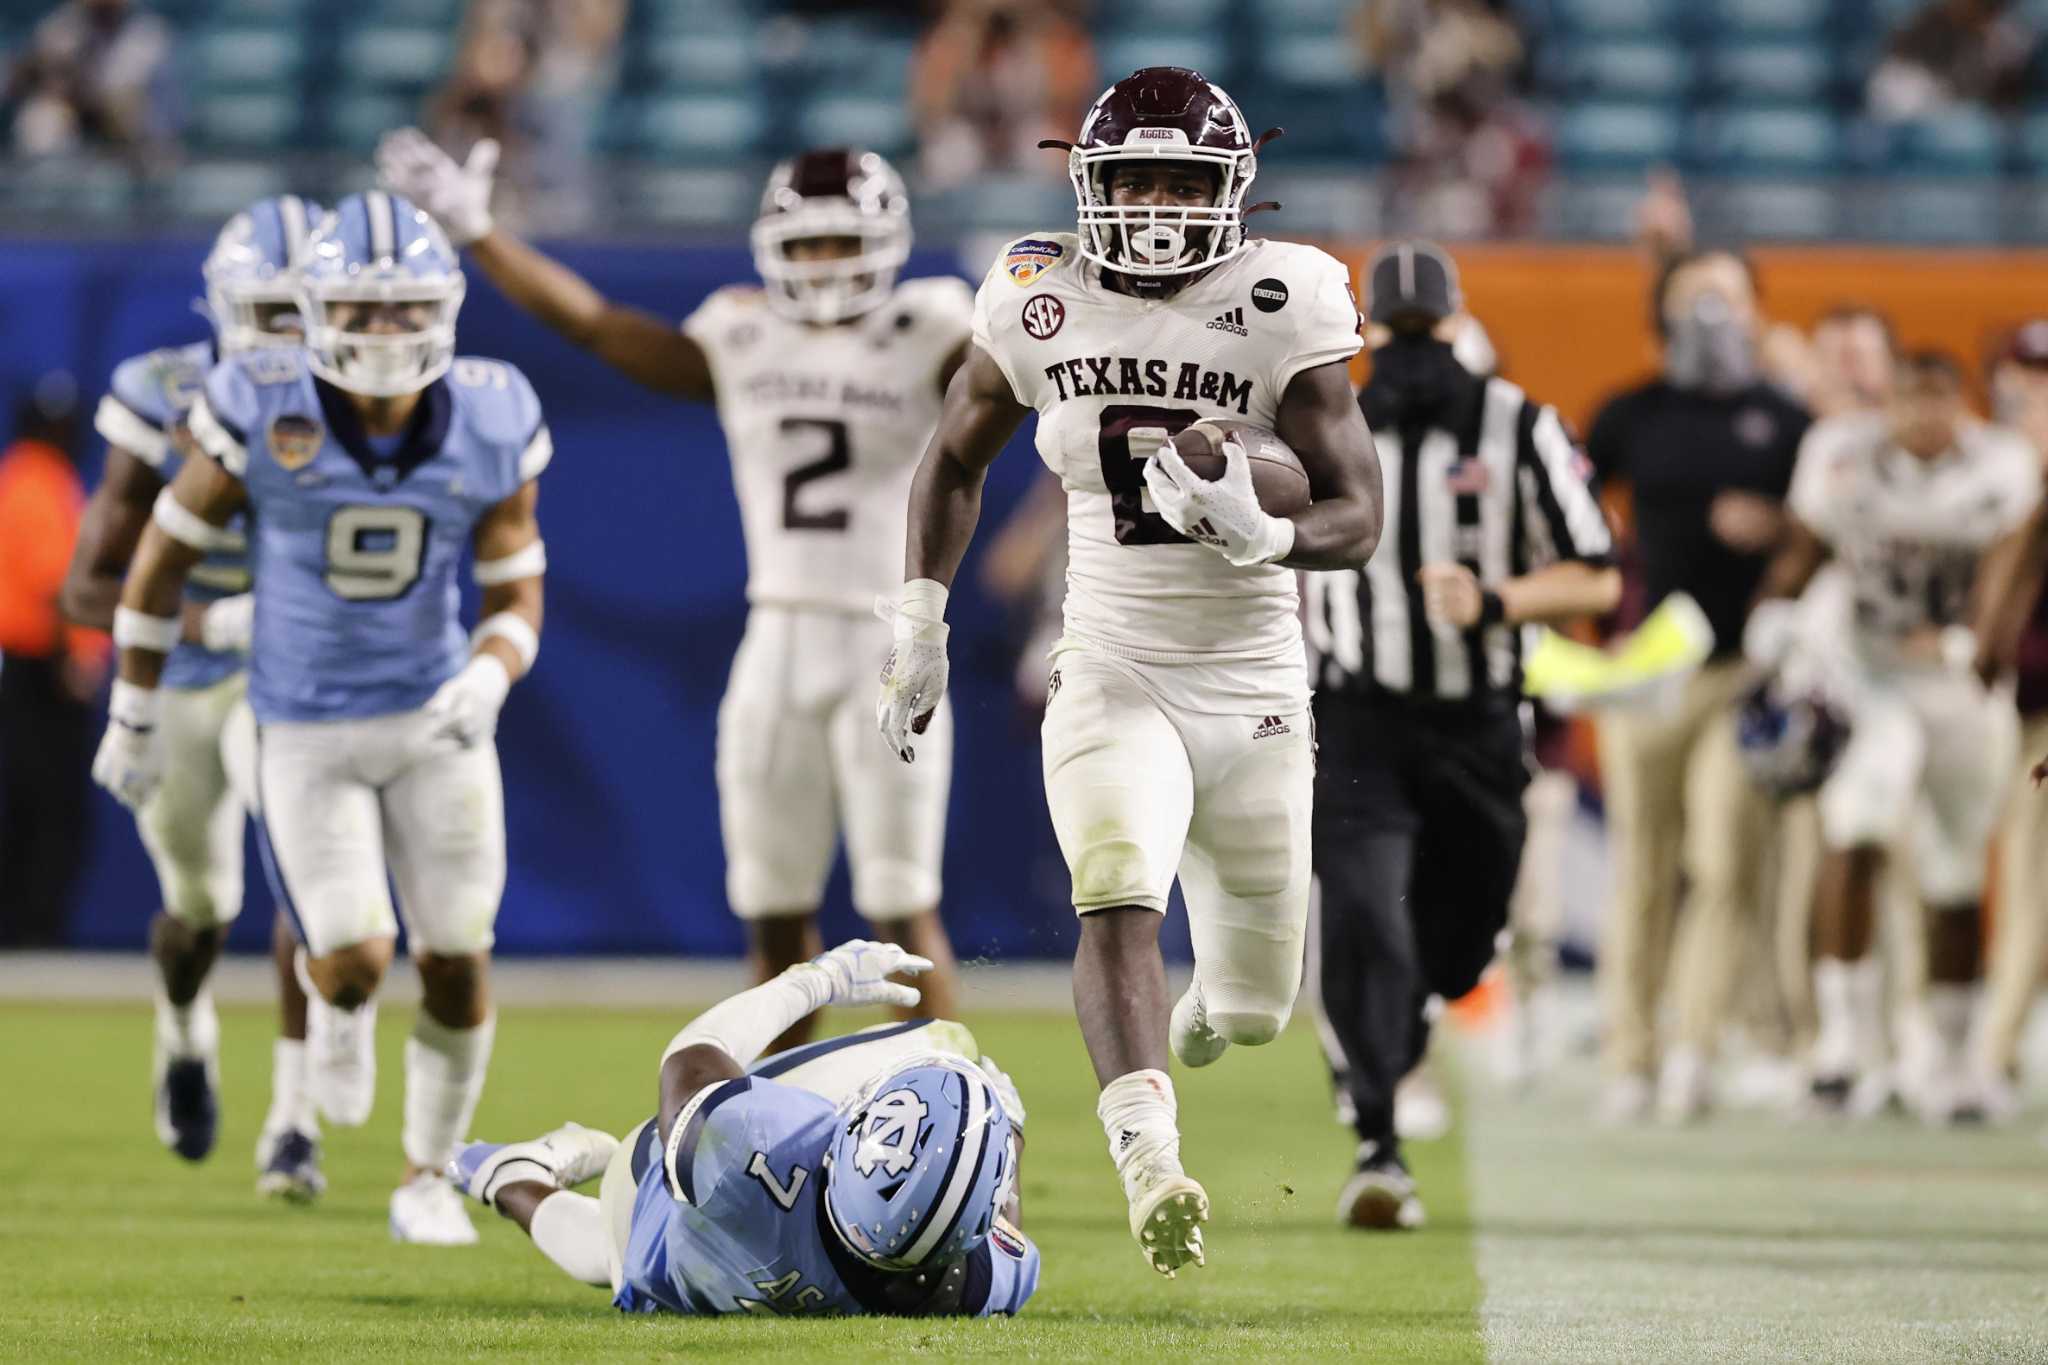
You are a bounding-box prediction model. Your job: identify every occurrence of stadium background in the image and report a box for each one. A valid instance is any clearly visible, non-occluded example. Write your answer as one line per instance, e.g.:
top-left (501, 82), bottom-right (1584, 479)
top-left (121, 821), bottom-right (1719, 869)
top-left (4, 0), bottom-right (2046, 959)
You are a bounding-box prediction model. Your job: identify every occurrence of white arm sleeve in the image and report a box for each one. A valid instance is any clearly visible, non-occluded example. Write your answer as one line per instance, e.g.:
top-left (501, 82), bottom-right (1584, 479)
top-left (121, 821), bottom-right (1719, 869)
top-left (660, 965), bottom-right (834, 1071)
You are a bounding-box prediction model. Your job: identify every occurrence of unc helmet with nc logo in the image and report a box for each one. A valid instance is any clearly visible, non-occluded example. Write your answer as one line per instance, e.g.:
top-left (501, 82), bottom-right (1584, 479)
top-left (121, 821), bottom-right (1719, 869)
top-left (202, 194), bottom-right (323, 354)
top-left (295, 190), bottom-right (466, 398)
top-left (822, 1055), bottom-right (1016, 1273)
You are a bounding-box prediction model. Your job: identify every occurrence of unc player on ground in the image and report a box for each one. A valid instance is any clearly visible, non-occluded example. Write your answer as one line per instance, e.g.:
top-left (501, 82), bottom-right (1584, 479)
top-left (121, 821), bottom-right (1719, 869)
top-left (1749, 350), bottom-right (2040, 1121)
top-left (376, 131), bottom-right (963, 1047)
top-left (876, 68), bottom-right (1382, 1275)
top-left (443, 940), bottom-right (1038, 1317)
top-left (92, 192), bottom-right (552, 1243)
top-left (59, 195), bottom-right (343, 1198)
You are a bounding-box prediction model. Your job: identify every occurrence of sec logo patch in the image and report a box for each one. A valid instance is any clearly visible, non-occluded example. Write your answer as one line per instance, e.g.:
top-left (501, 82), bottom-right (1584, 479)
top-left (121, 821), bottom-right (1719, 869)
top-left (1021, 294), bottom-right (1066, 340)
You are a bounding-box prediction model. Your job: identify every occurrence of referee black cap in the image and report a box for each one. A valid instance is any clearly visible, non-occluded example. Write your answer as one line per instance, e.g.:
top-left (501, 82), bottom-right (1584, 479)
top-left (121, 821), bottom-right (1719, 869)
top-left (1366, 240), bottom-right (1462, 326)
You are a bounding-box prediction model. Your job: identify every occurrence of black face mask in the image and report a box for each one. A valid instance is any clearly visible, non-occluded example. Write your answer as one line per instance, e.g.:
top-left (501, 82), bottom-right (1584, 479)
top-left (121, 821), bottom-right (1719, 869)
top-left (1371, 332), bottom-right (1468, 416)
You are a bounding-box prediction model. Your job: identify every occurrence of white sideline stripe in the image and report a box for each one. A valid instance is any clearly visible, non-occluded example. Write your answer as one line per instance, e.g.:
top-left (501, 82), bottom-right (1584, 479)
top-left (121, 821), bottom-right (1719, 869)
top-left (93, 396), bottom-right (168, 466)
top-left (0, 954), bottom-right (1088, 1011)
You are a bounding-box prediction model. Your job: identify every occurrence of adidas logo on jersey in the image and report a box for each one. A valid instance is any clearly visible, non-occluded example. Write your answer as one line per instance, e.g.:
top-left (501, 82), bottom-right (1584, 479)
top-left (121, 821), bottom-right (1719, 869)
top-left (1253, 715), bottom-right (1291, 739)
top-left (1206, 307), bottom-right (1249, 336)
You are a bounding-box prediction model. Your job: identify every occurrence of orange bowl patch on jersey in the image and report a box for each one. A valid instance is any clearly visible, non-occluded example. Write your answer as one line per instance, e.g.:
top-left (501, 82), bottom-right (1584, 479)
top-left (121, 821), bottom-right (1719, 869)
top-left (1006, 238), bottom-right (1065, 287)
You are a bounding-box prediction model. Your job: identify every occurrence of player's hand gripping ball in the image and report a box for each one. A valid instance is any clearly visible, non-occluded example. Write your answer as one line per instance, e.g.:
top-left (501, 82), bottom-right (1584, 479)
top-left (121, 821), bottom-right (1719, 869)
top-left (1142, 419), bottom-right (1307, 567)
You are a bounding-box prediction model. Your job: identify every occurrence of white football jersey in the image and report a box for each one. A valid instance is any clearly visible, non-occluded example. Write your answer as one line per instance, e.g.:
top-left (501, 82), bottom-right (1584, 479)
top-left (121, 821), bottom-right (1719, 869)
top-left (684, 276), bottom-right (972, 613)
top-left (972, 232), bottom-right (1363, 712)
top-left (1789, 411), bottom-right (2041, 652)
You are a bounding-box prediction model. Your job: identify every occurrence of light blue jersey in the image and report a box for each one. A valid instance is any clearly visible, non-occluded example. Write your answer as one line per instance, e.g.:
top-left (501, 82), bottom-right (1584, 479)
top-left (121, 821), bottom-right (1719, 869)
top-left (93, 340), bottom-right (249, 691)
top-left (615, 1076), bottom-right (1040, 1318)
top-left (186, 347), bottom-right (551, 723)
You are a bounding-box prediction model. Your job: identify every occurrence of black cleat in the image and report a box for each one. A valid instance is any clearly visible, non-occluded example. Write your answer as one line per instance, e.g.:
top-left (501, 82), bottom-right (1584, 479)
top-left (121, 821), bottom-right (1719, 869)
top-left (157, 1058), bottom-right (219, 1162)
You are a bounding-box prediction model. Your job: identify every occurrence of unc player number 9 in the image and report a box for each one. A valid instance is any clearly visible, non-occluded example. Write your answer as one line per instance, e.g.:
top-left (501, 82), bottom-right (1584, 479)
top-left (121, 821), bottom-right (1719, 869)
top-left (324, 505), bottom-right (427, 600)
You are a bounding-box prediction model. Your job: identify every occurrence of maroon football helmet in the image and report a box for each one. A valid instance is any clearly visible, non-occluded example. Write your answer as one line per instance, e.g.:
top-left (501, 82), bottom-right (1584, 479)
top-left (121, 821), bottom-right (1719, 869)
top-left (1045, 67), bottom-right (1277, 279)
top-left (751, 147), bottom-right (911, 323)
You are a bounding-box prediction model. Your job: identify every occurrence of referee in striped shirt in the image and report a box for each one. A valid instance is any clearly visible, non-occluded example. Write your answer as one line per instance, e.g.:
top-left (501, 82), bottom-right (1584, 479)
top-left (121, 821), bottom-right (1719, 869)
top-left (1307, 242), bottom-right (1619, 1230)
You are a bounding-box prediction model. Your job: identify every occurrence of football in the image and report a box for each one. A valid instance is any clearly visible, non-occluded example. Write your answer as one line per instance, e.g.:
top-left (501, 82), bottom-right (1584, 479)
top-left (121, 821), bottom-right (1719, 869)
top-left (1167, 419), bottom-right (1312, 517)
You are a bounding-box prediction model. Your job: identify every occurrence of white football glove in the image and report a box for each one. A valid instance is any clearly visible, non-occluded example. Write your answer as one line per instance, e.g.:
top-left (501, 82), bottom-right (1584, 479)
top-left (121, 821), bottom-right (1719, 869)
top-left (1142, 430), bottom-right (1296, 568)
top-left (199, 594), bottom-right (253, 654)
top-left (801, 939), bottom-right (934, 1011)
top-left (375, 126), bottom-right (497, 247)
top-left (423, 654), bottom-right (511, 747)
top-left (92, 680), bottom-right (163, 810)
top-left (876, 580), bottom-right (950, 764)
top-left (1742, 598), bottom-right (1799, 671)
top-left (979, 1056), bottom-right (1027, 1130)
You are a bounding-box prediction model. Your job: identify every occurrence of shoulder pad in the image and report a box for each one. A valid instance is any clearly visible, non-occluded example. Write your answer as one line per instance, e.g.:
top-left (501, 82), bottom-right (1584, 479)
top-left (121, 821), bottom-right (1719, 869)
top-left (891, 274), bottom-right (975, 322)
top-left (450, 357), bottom-right (549, 484)
top-left (995, 232), bottom-right (1076, 289)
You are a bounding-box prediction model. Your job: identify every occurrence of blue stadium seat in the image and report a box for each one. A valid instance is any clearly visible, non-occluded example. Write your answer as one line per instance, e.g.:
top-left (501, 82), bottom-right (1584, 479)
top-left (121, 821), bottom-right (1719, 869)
top-left (1706, 43), bottom-right (1836, 101)
top-left (1257, 34), bottom-right (1365, 91)
top-left (1554, 102), bottom-right (1684, 170)
top-left (639, 31), bottom-right (760, 91)
top-left (1253, 0), bottom-right (1353, 33)
top-left (1562, 41), bottom-right (1690, 102)
top-left (640, 0), bottom-right (754, 34)
top-left (1892, 110), bottom-right (2008, 175)
top-left (338, 25), bottom-right (455, 90)
top-left (167, 162), bottom-right (291, 222)
top-left (804, 35), bottom-right (916, 98)
top-left (204, 0), bottom-right (316, 21)
top-left (1709, 182), bottom-right (1839, 241)
top-left (1099, 35), bottom-right (1227, 84)
top-left (796, 96), bottom-right (913, 159)
top-left (189, 91), bottom-right (304, 152)
top-left (632, 94), bottom-right (768, 161)
top-left (1692, 107), bottom-right (1842, 175)
top-left (325, 90), bottom-right (421, 154)
top-left (2014, 111), bottom-right (2048, 171)
top-left (1102, 0), bottom-right (1230, 32)
top-left (1699, 0), bottom-right (1832, 36)
top-left (187, 27), bottom-right (308, 90)
top-left (1551, 0), bottom-right (1680, 37)
top-left (624, 167), bottom-right (759, 228)
top-left (1877, 182), bottom-right (2002, 243)
top-left (1249, 85), bottom-right (1384, 160)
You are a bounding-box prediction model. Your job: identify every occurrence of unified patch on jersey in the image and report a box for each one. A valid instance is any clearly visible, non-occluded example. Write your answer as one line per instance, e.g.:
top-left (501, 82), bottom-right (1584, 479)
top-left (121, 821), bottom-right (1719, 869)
top-left (1006, 238), bottom-right (1064, 287)
top-left (267, 414), bottom-right (324, 470)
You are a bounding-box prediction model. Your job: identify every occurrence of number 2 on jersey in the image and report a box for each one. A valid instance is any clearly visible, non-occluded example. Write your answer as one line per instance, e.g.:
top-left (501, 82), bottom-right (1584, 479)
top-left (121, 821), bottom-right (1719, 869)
top-left (1097, 404), bottom-right (1200, 546)
top-left (781, 417), bottom-right (850, 531)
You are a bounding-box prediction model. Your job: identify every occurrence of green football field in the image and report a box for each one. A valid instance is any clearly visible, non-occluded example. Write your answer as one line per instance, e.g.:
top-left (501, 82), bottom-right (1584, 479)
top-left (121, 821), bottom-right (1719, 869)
top-left (3, 997), bottom-right (2046, 1363)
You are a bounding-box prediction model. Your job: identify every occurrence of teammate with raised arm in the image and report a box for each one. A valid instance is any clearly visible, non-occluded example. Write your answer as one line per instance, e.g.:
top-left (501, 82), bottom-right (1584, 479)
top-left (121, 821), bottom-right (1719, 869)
top-left (59, 196), bottom-right (348, 1196)
top-left (377, 131), bottom-right (963, 1047)
top-left (445, 940), bottom-right (1039, 1317)
top-left (92, 192), bottom-right (552, 1243)
top-left (875, 68), bottom-right (1383, 1276)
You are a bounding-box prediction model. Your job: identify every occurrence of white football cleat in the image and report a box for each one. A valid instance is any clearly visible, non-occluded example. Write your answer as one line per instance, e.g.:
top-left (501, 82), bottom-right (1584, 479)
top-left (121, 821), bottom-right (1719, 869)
top-left (1128, 1170), bottom-right (1210, 1278)
top-left (1655, 1045), bottom-right (1711, 1126)
top-left (1169, 981), bottom-right (1229, 1069)
top-left (389, 1171), bottom-right (479, 1246)
top-left (1338, 1141), bottom-right (1425, 1230)
top-left (1596, 1073), bottom-right (1653, 1126)
top-left (307, 995), bottom-right (377, 1127)
top-left (447, 1122), bottom-right (620, 1209)
top-left (1394, 1067), bottom-right (1452, 1142)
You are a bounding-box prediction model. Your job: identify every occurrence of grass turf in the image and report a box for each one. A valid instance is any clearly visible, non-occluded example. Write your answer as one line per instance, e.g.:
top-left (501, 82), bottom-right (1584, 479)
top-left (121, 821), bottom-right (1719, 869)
top-left (0, 1001), bottom-right (1483, 1363)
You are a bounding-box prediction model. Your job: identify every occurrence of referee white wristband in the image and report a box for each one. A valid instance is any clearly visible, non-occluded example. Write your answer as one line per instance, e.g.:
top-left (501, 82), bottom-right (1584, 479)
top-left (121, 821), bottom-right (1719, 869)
top-left (152, 488), bottom-right (238, 553)
top-left (112, 606), bottom-right (181, 654)
top-left (474, 540), bottom-right (547, 587)
top-left (471, 611), bottom-right (540, 673)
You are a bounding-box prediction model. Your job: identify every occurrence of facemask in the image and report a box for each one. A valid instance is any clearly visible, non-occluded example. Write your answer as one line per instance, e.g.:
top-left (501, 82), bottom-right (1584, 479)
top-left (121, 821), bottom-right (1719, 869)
top-left (1664, 294), bottom-right (1756, 395)
top-left (1372, 332), bottom-right (1468, 416)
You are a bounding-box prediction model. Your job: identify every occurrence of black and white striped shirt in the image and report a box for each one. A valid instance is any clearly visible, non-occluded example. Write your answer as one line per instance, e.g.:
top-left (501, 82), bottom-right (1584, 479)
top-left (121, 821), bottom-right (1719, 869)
top-left (1308, 374), bottom-right (1612, 702)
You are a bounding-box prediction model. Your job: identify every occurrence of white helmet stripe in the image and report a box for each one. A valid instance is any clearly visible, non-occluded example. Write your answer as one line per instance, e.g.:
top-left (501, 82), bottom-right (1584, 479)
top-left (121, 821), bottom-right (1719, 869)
top-left (279, 194), bottom-right (309, 264)
top-left (902, 1071), bottom-right (989, 1266)
top-left (366, 189), bottom-right (395, 263)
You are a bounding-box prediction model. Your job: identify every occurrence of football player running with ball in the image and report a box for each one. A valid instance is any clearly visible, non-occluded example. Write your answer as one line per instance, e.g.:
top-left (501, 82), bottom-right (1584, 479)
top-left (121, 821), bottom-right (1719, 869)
top-left (93, 192), bottom-right (553, 1244)
top-left (377, 131), bottom-right (964, 1048)
top-left (446, 940), bottom-right (1038, 1318)
top-left (876, 67), bottom-right (1383, 1276)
